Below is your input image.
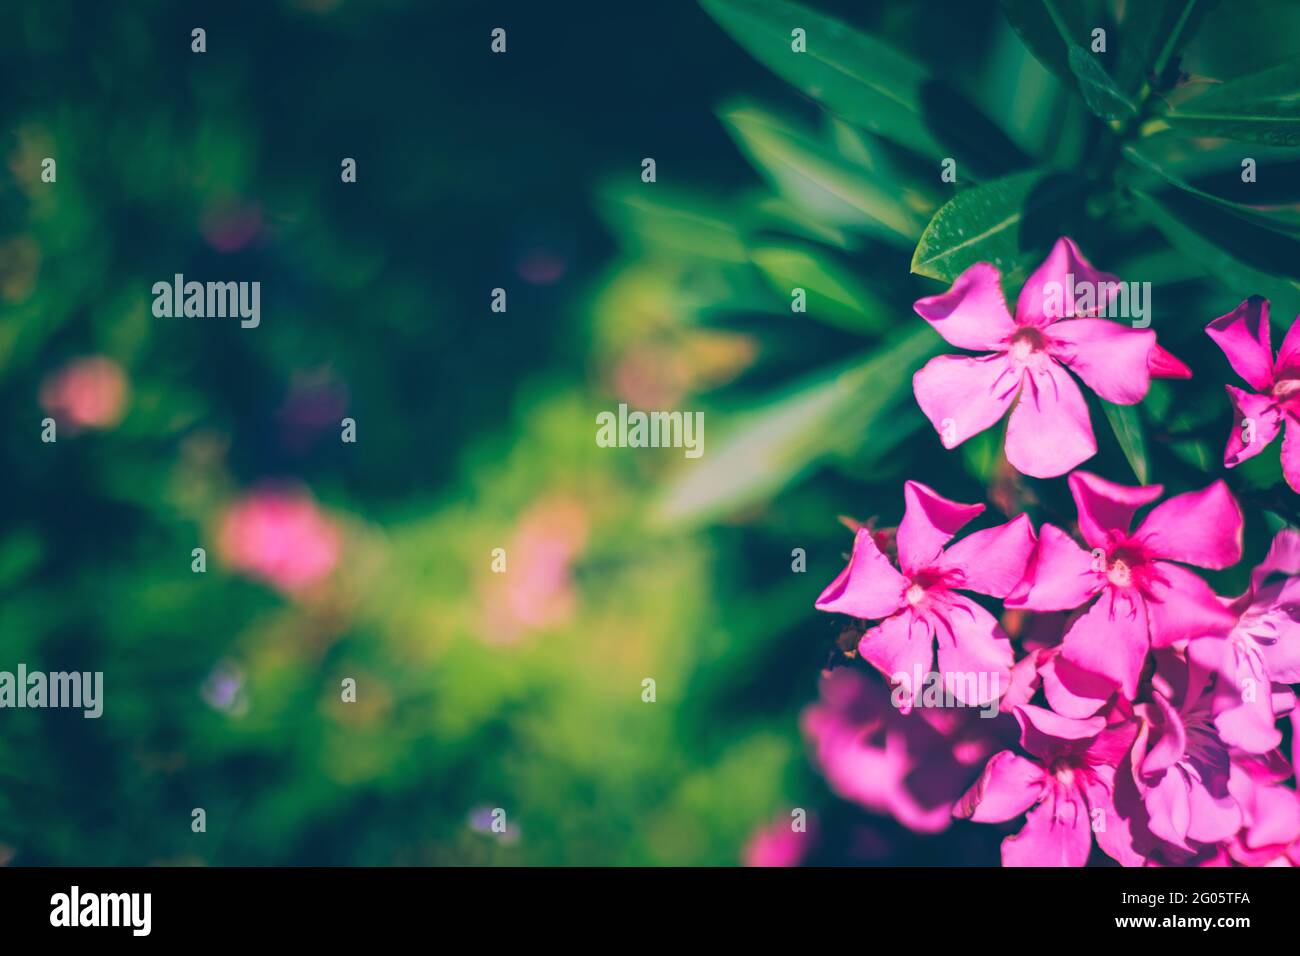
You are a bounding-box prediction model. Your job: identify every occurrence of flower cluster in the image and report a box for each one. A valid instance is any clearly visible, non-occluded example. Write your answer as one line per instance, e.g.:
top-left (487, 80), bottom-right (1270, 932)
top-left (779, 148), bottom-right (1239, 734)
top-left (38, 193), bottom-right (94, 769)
top-left (809, 239), bottom-right (1300, 866)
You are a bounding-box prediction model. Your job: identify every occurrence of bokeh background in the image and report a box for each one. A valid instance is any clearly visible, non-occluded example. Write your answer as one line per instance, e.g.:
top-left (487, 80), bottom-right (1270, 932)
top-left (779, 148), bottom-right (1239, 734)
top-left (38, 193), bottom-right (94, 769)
top-left (2, 0), bottom-right (1299, 865)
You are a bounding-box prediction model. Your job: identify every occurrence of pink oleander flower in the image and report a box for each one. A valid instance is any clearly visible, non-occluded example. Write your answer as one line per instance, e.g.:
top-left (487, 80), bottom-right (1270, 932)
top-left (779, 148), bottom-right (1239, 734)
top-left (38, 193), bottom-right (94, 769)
top-left (1226, 750), bottom-right (1300, 866)
top-left (801, 668), bottom-right (1012, 833)
top-left (912, 237), bottom-right (1185, 478)
top-left (1007, 472), bottom-right (1242, 713)
top-left (742, 812), bottom-right (817, 867)
top-left (218, 486), bottom-right (342, 594)
top-left (956, 703), bottom-right (1138, 866)
top-left (1130, 653), bottom-right (1242, 853)
top-left (39, 356), bottom-right (128, 430)
top-left (1206, 297), bottom-right (1300, 491)
top-left (815, 481), bottom-right (1036, 709)
top-left (1188, 530), bottom-right (1300, 753)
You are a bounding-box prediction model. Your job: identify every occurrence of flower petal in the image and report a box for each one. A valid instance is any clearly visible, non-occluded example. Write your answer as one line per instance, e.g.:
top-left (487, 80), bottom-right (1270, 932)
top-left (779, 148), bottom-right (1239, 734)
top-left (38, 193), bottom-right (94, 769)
top-left (1041, 652), bottom-right (1114, 719)
top-left (1007, 522), bottom-right (1105, 611)
top-left (1047, 319), bottom-right (1155, 405)
top-left (896, 480), bottom-right (984, 575)
top-left (1282, 415), bottom-right (1300, 494)
top-left (912, 353), bottom-right (1019, 450)
top-left (913, 262), bottom-right (1016, 351)
top-left (1060, 587), bottom-right (1150, 700)
top-left (1016, 236), bottom-right (1120, 327)
top-left (1068, 471), bottom-right (1164, 550)
top-left (1004, 360), bottom-right (1096, 478)
top-left (814, 527), bottom-right (909, 620)
top-left (1206, 296), bottom-right (1274, 392)
top-left (933, 595), bottom-right (1014, 706)
top-left (1002, 789), bottom-right (1092, 867)
top-left (1145, 562), bottom-right (1238, 646)
top-left (857, 611), bottom-right (935, 706)
top-left (939, 513), bottom-right (1036, 598)
top-left (1014, 703), bottom-right (1105, 761)
top-left (955, 750), bottom-right (1045, 823)
top-left (1223, 385), bottom-right (1282, 467)
top-left (1135, 480), bottom-right (1243, 569)
top-left (1149, 344), bottom-right (1192, 380)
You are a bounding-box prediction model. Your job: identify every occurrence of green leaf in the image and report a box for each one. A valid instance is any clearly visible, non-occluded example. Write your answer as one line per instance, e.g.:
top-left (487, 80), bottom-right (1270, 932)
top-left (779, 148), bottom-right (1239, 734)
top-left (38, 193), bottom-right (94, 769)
top-left (1111, 0), bottom-right (1207, 97)
top-left (999, 0), bottom-right (1090, 88)
top-left (721, 104), bottom-right (932, 245)
top-left (701, 0), bottom-right (1026, 176)
top-left (910, 170), bottom-right (1078, 283)
top-left (1123, 144), bottom-right (1300, 239)
top-left (652, 328), bottom-right (940, 527)
top-left (1162, 58), bottom-right (1300, 145)
top-left (750, 244), bottom-right (893, 335)
top-left (1133, 190), bottom-right (1300, 318)
top-left (1101, 401), bottom-right (1149, 483)
top-left (1065, 40), bottom-right (1137, 120)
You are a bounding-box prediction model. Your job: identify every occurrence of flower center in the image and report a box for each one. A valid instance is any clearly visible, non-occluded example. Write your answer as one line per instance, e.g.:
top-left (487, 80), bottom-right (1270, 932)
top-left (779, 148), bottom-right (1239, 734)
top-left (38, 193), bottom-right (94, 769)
top-left (1007, 327), bottom-right (1048, 364)
top-left (1107, 559), bottom-right (1133, 588)
top-left (905, 583), bottom-right (926, 606)
top-left (1274, 377), bottom-right (1300, 401)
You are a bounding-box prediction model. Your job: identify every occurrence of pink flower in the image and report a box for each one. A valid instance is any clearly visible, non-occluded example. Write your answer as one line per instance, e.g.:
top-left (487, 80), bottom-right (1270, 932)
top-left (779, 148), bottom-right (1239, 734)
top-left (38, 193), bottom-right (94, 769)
top-left (39, 356), bottom-right (128, 429)
top-left (912, 237), bottom-right (1176, 478)
top-left (801, 668), bottom-right (1011, 833)
top-left (1226, 751), bottom-right (1300, 866)
top-left (1206, 297), bottom-right (1300, 491)
top-left (218, 486), bottom-right (342, 594)
top-left (1130, 653), bottom-right (1242, 853)
top-left (742, 813), bottom-right (816, 867)
top-left (1008, 472), bottom-right (1242, 710)
top-left (815, 481), bottom-right (1035, 708)
top-left (1188, 530), bottom-right (1300, 753)
top-left (956, 703), bottom-right (1138, 866)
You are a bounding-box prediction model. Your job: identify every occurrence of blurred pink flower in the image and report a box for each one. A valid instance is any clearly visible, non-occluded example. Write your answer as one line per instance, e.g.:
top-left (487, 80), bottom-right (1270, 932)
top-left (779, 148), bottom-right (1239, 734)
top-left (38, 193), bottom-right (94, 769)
top-left (40, 356), bottom-right (128, 429)
top-left (801, 668), bottom-right (1011, 833)
top-left (218, 487), bottom-right (341, 594)
top-left (482, 497), bottom-right (589, 642)
top-left (743, 813), bottom-right (816, 866)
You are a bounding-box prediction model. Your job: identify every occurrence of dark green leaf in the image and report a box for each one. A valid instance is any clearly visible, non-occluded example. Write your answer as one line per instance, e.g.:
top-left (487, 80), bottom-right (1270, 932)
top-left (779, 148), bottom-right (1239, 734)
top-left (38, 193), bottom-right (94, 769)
top-left (1162, 57), bottom-right (1300, 145)
top-left (1101, 401), bottom-right (1149, 483)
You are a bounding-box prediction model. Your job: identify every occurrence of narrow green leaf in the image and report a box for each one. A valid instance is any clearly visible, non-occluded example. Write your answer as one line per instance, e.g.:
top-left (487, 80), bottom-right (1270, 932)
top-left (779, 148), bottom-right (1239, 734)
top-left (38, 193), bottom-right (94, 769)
top-left (1065, 41), bottom-right (1138, 120)
top-left (652, 329), bottom-right (939, 527)
top-left (1134, 190), bottom-right (1300, 318)
top-left (1163, 58), bottom-right (1300, 145)
top-left (750, 245), bottom-right (893, 335)
top-left (1101, 401), bottom-right (1149, 483)
top-left (911, 170), bottom-right (1078, 283)
top-left (721, 105), bottom-right (932, 245)
top-left (1123, 144), bottom-right (1300, 239)
top-left (701, 0), bottom-right (1026, 176)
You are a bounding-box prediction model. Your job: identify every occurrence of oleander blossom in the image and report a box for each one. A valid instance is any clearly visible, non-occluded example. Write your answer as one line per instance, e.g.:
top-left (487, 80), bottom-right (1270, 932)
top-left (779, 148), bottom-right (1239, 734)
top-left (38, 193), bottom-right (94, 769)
top-left (956, 703), bottom-right (1138, 866)
top-left (1206, 297), bottom-right (1300, 491)
top-left (801, 668), bottom-right (1013, 832)
top-left (912, 237), bottom-right (1188, 478)
top-left (218, 486), bottom-right (342, 594)
top-left (815, 481), bottom-right (1035, 709)
top-left (1188, 530), bottom-right (1300, 753)
top-left (1007, 472), bottom-right (1242, 712)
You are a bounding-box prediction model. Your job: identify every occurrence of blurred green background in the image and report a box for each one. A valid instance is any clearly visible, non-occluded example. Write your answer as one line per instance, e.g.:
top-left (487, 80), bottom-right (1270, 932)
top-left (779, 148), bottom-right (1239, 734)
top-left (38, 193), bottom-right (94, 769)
top-left (3, 0), bottom-right (1299, 865)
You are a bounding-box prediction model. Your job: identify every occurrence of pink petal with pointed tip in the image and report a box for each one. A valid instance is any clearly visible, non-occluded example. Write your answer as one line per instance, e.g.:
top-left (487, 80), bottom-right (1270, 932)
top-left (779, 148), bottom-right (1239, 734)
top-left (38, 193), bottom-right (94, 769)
top-left (1047, 319), bottom-right (1155, 405)
top-left (1016, 237), bottom-right (1120, 327)
top-left (1004, 360), bottom-right (1096, 478)
top-left (1223, 385), bottom-right (1282, 467)
top-left (1206, 296), bottom-right (1274, 392)
top-left (939, 513), bottom-right (1036, 598)
top-left (814, 527), bottom-right (909, 620)
top-left (1136, 480), bottom-right (1243, 569)
top-left (913, 262), bottom-right (1016, 351)
top-left (912, 353), bottom-right (1019, 450)
top-left (857, 612), bottom-right (935, 703)
top-left (1067, 471), bottom-right (1164, 550)
top-left (1149, 344), bottom-right (1192, 379)
top-left (1007, 522), bottom-right (1104, 611)
top-left (1145, 562), bottom-right (1238, 646)
top-left (1060, 587), bottom-right (1150, 700)
top-left (955, 750), bottom-right (1045, 822)
top-left (896, 481), bottom-right (984, 575)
